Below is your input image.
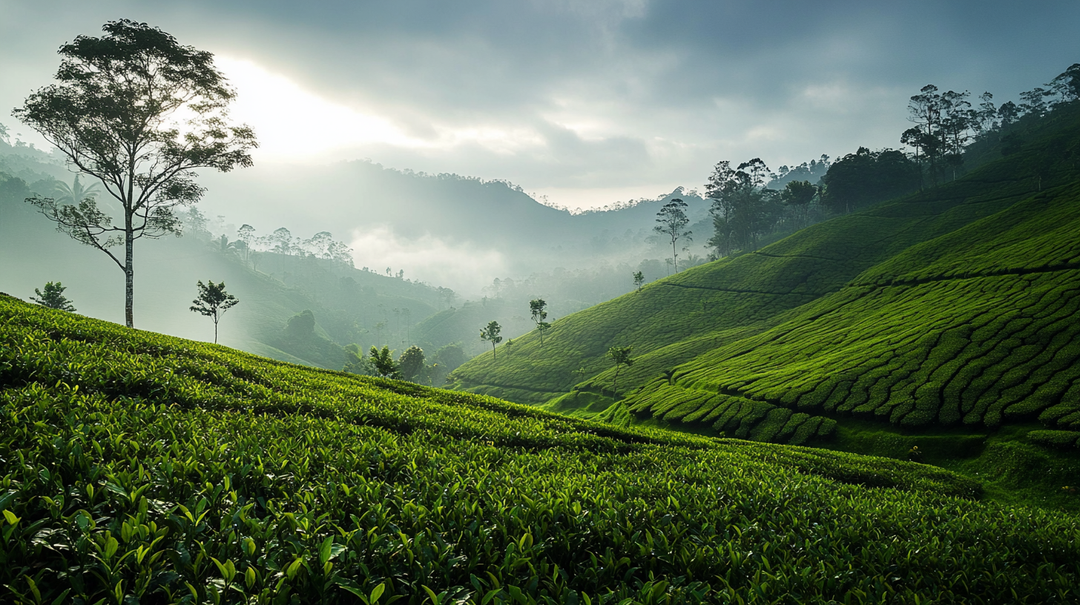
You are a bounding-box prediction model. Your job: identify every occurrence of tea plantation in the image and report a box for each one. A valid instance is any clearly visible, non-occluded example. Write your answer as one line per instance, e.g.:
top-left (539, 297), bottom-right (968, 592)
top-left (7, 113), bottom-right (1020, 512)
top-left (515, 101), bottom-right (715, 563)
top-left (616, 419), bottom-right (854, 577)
top-left (4, 296), bottom-right (1080, 603)
top-left (448, 103), bottom-right (1080, 461)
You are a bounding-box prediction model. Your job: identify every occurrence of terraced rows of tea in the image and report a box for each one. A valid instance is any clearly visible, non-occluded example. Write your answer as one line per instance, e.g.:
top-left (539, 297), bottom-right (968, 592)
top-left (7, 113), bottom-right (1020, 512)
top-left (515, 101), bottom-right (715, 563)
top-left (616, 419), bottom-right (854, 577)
top-left (617, 171), bottom-right (1080, 443)
top-left (450, 156), bottom-right (1061, 407)
top-left (5, 297), bottom-right (1080, 603)
top-left (451, 103), bottom-right (1080, 452)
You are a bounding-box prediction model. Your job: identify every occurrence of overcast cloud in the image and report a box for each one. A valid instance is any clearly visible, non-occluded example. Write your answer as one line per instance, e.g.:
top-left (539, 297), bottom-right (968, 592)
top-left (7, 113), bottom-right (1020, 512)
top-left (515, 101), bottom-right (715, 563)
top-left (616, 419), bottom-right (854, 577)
top-left (3, 0), bottom-right (1079, 210)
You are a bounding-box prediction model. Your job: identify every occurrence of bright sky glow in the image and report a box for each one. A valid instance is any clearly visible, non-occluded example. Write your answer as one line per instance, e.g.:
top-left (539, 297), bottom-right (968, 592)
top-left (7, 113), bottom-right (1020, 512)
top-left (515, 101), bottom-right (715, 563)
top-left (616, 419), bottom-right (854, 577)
top-left (216, 56), bottom-right (422, 161)
top-left (4, 1), bottom-right (1078, 212)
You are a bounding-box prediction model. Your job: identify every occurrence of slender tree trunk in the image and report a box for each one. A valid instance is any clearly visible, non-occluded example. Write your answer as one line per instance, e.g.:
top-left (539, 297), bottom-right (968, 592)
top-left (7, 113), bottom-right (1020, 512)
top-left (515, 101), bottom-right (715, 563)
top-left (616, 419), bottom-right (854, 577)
top-left (125, 157), bottom-right (136, 329)
top-left (491, 342), bottom-right (496, 360)
top-left (214, 317), bottom-right (219, 344)
top-left (125, 223), bottom-right (134, 328)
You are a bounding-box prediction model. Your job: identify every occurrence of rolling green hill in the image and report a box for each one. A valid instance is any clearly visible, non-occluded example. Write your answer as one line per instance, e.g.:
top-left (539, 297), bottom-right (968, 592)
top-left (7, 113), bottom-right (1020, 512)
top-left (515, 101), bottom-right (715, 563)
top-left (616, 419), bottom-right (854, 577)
top-left (448, 103), bottom-right (1080, 458)
top-left (0, 155), bottom-right (453, 369)
top-left (4, 295), bottom-right (1080, 603)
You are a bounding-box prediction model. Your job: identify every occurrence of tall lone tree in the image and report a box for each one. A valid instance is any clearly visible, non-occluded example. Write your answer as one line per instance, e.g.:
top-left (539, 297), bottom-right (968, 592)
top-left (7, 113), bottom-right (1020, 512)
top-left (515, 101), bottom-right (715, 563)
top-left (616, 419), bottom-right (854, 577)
top-left (607, 346), bottom-right (633, 399)
top-left (190, 280), bottom-right (238, 344)
top-left (480, 320), bottom-right (503, 360)
top-left (654, 198), bottom-right (691, 272)
top-left (13, 20), bottom-right (257, 328)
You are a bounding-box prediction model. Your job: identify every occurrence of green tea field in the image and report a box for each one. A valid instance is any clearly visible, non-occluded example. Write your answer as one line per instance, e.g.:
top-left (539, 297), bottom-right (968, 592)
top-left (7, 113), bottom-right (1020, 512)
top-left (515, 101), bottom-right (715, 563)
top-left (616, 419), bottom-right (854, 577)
top-left (4, 296), bottom-right (1080, 603)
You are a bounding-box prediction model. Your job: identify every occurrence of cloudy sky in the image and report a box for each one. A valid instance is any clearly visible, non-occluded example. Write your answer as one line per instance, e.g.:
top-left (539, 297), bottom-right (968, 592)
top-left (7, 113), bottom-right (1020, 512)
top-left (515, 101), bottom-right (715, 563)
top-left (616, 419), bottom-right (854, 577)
top-left (2, 0), bottom-right (1078, 210)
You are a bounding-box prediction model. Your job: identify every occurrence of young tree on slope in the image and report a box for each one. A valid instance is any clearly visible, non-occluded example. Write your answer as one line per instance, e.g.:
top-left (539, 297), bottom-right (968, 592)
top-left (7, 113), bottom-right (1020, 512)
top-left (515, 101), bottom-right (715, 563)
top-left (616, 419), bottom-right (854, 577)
top-left (31, 282), bottom-right (76, 312)
top-left (13, 19), bottom-right (257, 328)
top-left (369, 346), bottom-right (401, 379)
top-left (189, 280), bottom-right (238, 344)
top-left (607, 346), bottom-right (633, 399)
top-left (480, 320), bottom-right (503, 360)
top-left (529, 299), bottom-right (551, 346)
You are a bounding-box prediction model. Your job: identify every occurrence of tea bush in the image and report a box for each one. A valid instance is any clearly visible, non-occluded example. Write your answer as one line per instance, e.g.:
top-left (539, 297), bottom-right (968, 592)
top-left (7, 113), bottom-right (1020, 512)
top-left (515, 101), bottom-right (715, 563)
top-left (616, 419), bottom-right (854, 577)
top-left (2, 297), bottom-right (1080, 603)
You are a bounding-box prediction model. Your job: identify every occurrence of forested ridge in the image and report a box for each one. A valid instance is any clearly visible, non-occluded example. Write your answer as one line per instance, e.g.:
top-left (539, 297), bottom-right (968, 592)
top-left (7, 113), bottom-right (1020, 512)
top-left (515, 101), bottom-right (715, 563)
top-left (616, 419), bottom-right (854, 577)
top-left (449, 95), bottom-right (1080, 460)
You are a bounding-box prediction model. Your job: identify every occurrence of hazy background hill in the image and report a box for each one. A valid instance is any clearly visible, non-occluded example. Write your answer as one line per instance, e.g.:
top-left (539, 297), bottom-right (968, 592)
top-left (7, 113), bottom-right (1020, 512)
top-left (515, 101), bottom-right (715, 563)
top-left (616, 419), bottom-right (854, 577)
top-left (195, 159), bottom-right (714, 295)
top-left (0, 131), bottom-right (717, 369)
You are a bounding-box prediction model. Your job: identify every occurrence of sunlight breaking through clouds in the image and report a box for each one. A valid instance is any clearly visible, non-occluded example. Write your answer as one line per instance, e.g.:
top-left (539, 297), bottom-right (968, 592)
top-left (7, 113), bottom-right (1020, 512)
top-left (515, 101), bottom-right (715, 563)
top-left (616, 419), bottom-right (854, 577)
top-left (217, 57), bottom-right (423, 160)
top-left (217, 56), bottom-right (556, 163)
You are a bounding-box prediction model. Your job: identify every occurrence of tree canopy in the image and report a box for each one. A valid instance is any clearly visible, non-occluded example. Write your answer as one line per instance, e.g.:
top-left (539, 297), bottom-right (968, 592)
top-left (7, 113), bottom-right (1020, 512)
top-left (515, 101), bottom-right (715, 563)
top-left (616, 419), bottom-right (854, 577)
top-left (529, 299), bottom-right (551, 345)
top-left (30, 282), bottom-right (76, 312)
top-left (653, 198), bottom-right (692, 272)
top-left (12, 19), bottom-right (256, 328)
top-left (369, 346), bottom-right (401, 379)
top-left (398, 346), bottom-right (426, 382)
top-left (705, 159), bottom-right (776, 256)
top-left (480, 321), bottom-right (503, 360)
top-left (189, 280), bottom-right (239, 344)
top-left (820, 148), bottom-right (918, 214)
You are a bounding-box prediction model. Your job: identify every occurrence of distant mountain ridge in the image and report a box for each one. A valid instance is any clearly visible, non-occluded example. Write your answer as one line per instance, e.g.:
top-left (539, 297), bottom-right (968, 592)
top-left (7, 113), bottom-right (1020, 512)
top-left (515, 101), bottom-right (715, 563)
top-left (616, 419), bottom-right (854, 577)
top-left (197, 158), bottom-right (710, 292)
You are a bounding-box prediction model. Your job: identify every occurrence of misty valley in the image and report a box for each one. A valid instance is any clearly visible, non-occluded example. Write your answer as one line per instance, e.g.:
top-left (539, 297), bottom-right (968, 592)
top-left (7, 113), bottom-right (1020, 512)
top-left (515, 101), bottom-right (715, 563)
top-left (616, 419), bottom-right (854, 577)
top-left (3, 16), bottom-right (1080, 605)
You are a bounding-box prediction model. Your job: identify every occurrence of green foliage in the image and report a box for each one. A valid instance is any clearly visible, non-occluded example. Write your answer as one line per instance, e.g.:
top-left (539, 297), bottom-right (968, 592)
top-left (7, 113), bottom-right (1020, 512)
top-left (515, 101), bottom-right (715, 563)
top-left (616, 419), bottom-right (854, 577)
top-left (190, 280), bottom-right (239, 344)
top-left (606, 346), bottom-right (633, 399)
top-left (369, 345), bottom-right (401, 379)
top-left (479, 320), bottom-right (503, 360)
top-left (433, 343), bottom-right (466, 372)
top-left (30, 281), bottom-right (75, 312)
top-left (633, 270), bottom-right (645, 291)
top-left (13, 19), bottom-right (257, 328)
top-left (5, 297), bottom-right (1080, 603)
top-left (820, 147), bottom-right (918, 213)
top-left (452, 101), bottom-right (1080, 461)
top-left (397, 345), bottom-right (425, 382)
top-left (705, 159), bottom-right (777, 255)
top-left (342, 343), bottom-right (375, 376)
top-left (529, 299), bottom-right (550, 345)
top-left (287, 309), bottom-right (317, 338)
top-left (1028, 430), bottom-right (1080, 450)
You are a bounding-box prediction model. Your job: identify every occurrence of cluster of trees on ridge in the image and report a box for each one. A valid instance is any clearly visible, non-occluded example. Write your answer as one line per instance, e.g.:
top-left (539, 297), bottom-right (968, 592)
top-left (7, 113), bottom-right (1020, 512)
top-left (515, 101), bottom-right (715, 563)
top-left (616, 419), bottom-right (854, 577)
top-left (182, 209), bottom-right (357, 273)
top-left (696, 63), bottom-right (1080, 261)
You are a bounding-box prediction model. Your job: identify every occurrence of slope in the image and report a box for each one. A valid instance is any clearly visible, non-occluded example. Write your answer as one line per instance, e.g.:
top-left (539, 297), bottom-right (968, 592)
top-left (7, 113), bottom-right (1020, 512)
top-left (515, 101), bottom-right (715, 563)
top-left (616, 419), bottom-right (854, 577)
top-left (5, 296), bottom-right (1080, 603)
top-left (0, 158), bottom-right (453, 369)
top-left (449, 102), bottom-right (1080, 448)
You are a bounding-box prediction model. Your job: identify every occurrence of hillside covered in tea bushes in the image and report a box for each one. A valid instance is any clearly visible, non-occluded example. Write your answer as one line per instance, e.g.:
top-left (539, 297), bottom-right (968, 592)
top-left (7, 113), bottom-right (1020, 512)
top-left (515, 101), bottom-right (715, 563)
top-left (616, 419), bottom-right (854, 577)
top-left (4, 296), bottom-right (1080, 603)
top-left (448, 102), bottom-right (1080, 456)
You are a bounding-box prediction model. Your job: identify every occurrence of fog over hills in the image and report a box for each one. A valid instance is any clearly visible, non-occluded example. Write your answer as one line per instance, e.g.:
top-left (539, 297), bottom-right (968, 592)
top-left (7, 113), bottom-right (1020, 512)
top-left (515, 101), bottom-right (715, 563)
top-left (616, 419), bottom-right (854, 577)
top-left (197, 159), bottom-right (711, 295)
top-left (0, 132), bottom-right (714, 367)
